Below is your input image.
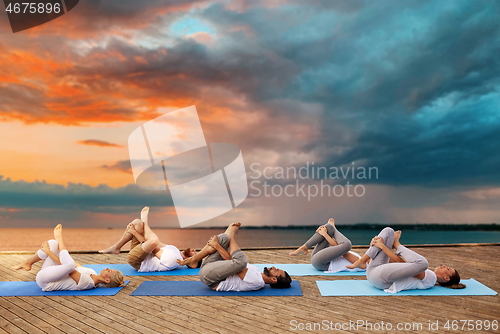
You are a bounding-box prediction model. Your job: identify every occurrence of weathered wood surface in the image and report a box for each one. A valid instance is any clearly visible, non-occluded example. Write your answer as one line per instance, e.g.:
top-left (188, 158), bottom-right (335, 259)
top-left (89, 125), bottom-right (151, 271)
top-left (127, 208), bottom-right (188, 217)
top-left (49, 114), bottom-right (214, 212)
top-left (0, 246), bottom-right (498, 334)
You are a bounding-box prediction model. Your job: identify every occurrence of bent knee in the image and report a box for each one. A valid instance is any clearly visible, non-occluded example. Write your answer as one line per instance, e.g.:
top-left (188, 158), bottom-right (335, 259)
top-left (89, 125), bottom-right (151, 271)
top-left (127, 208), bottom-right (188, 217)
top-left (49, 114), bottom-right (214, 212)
top-left (48, 239), bottom-right (59, 253)
top-left (415, 257), bottom-right (429, 271)
top-left (380, 227), bottom-right (394, 240)
top-left (234, 261), bottom-right (247, 273)
top-left (311, 256), bottom-right (329, 271)
top-left (381, 227), bottom-right (395, 235)
top-left (132, 218), bottom-right (144, 231)
top-left (231, 250), bottom-right (248, 271)
top-left (343, 239), bottom-right (352, 252)
top-left (217, 233), bottom-right (230, 248)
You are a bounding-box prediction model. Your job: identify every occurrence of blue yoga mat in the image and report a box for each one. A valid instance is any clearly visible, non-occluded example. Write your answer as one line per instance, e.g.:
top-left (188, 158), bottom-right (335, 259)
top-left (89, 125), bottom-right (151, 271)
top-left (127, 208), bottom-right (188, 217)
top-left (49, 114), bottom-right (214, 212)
top-left (252, 264), bottom-right (365, 276)
top-left (0, 281), bottom-right (129, 297)
top-left (85, 264), bottom-right (200, 276)
top-left (86, 263), bottom-right (364, 276)
top-left (317, 279), bottom-right (497, 296)
top-left (131, 280), bottom-right (302, 296)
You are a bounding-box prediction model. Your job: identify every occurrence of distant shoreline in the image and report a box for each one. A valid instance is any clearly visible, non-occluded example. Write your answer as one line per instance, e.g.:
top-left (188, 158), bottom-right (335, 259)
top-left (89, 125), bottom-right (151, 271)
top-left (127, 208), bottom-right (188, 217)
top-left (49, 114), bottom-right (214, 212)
top-left (3, 224), bottom-right (499, 231)
top-left (116, 223), bottom-right (500, 231)
top-left (242, 223), bottom-right (500, 231)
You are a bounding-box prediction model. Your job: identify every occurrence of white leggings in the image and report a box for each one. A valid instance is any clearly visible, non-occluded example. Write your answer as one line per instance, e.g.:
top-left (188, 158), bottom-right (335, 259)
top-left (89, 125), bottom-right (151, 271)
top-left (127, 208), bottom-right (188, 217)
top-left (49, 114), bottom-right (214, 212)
top-left (35, 239), bottom-right (76, 289)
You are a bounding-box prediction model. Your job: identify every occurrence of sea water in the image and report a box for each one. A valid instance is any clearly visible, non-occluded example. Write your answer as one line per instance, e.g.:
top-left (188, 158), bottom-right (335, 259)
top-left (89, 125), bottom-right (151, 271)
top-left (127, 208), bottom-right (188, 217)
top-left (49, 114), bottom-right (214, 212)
top-left (1, 228), bottom-right (499, 252)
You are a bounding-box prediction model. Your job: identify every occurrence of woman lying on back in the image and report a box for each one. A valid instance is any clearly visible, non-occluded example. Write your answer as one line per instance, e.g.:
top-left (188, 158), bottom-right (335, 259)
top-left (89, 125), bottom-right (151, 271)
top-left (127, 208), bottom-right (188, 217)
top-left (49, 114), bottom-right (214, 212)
top-left (13, 224), bottom-right (124, 291)
top-left (347, 227), bottom-right (465, 293)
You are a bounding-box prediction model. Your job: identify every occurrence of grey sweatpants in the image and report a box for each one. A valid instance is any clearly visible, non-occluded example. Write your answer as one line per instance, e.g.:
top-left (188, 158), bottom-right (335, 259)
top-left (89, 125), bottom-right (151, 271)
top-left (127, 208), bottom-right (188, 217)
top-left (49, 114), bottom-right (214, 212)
top-left (305, 224), bottom-right (352, 271)
top-left (199, 233), bottom-right (248, 289)
top-left (366, 227), bottom-right (429, 289)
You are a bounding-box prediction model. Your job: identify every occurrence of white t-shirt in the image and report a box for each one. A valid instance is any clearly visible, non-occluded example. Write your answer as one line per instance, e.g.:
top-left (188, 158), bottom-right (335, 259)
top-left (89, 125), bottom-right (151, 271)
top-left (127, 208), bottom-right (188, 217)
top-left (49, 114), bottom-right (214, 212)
top-left (42, 266), bottom-right (96, 291)
top-left (139, 245), bottom-right (186, 272)
top-left (384, 269), bottom-right (437, 294)
top-left (216, 264), bottom-right (265, 292)
top-left (325, 251), bottom-right (366, 273)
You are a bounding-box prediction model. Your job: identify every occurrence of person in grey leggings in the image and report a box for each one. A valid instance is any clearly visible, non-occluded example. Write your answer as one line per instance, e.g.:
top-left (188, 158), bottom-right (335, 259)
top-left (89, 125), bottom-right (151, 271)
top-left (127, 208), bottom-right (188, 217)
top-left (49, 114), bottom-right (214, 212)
top-left (347, 227), bottom-right (464, 291)
top-left (177, 222), bottom-right (292, 290)
top-left (199, 232), bottom-right (247, 289)
top-left (289, 219), bottom-right (360, 271)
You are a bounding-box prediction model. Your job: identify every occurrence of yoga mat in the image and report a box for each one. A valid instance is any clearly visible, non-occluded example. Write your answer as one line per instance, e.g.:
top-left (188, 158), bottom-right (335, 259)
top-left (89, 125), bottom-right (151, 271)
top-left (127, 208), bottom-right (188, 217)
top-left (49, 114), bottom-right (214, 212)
top-left (86, 264), bottom-right (364, 276)
top-left (85, 264), bottom-right (199, 276)
top-left (252, 264), bottom-right (366, 276)
top-left (131, 280), bottom-right (302, 296)
top-left (0, 281), bottom-right (129, 297)
top-left (316, 279), bottom-right (497, 296)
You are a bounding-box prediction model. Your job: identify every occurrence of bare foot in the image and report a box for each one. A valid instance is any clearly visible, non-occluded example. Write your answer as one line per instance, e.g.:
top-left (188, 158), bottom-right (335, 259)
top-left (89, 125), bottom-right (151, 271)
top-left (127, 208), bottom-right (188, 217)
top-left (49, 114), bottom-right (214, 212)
top-left (53, 224), bottom-right (63, 242)
top-left (225, 222), bottom-right (241, 238)
top-left (141, 207), bottom-right (149, 225)
top-left (289, 244), bottom-right (308, 256)
top-left (346, 259), bottom-right (366, 270)
top-left (393, 230), bottom-right (402, 249)
top-left (327, 218), bottom-right (335, 228)
top-left (12, 262), bottom-right (31, 271)
top-left (228, 222), bottom-right (241, 231)
top-left (176, 257), bottom-right (199, 269)
top-left (98, 246), bottom-right (121, 254)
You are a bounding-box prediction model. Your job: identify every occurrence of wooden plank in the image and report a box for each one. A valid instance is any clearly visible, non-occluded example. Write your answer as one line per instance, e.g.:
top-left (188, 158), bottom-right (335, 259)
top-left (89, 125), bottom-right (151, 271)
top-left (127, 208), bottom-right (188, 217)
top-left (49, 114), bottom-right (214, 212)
top-left (75, 295), bottom-right (170, 334)
top-left (0, 313), bottom-right (26, 334)
top-left (86, 293), bottom-right (197, 334)
top-left (0, 300), bottom-right (47, 334)
top-left (0, 246), bottom-right (498, 334)
top-left (56, 296), bottom-right (148, 334)
top-left (19, 296), bottom-right (99, 334)
top-left (8, 297), bottom-right (81, 334)
top-left (44, 296), bottom-right (124, 334)
top-left (107, 279), bottom-right (204, 334)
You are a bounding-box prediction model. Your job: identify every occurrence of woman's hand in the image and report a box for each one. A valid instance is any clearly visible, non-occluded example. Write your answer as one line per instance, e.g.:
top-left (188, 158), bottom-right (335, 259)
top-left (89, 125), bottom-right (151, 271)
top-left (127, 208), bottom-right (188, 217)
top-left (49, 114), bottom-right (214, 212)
top-left (316, 225), bottom-right (328, 237)
top-left (370, 236), bottom-right (381, 247)
top-left (374, 237), bottom-right (385, 249)
top-left (41, 241), bottom-right (51, 254)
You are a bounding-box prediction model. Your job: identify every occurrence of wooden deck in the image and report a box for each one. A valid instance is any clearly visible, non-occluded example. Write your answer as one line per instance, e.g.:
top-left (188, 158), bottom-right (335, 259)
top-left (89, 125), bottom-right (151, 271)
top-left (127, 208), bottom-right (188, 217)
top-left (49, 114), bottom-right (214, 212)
top-left (0, 245), bottom-right (499, 334)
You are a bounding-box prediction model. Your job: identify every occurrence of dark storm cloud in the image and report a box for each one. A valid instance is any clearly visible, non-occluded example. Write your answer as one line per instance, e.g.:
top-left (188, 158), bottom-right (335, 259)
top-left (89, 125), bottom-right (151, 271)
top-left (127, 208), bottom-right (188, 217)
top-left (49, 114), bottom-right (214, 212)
top-left (68, 36), bottom-right (299, 104)
top-left (2, 0), bottom-right (499, 188)
top-left (195, 0), bottom-right (500, 187)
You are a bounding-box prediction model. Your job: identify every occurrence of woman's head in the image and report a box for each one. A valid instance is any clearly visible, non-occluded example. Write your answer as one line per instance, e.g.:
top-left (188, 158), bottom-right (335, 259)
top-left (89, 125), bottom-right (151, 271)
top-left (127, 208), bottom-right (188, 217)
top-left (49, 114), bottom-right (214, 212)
top-left (435, 265), bottom-right (465, 289)
top-left (100, 268), bottom-right (125, 288)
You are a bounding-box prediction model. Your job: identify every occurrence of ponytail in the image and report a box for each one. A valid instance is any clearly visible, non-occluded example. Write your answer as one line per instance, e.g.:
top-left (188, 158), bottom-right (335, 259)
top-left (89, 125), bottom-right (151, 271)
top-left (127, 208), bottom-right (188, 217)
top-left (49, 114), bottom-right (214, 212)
top-left (442, 283), bottom-right (466, 289)
top-left (438, 269), bottom-right (466, 289)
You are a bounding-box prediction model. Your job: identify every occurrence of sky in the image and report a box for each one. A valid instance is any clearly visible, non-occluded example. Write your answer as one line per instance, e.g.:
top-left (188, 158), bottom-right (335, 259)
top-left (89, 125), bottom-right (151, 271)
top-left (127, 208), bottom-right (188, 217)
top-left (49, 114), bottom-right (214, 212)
top-left (0, 0), bottom-right (499, 228)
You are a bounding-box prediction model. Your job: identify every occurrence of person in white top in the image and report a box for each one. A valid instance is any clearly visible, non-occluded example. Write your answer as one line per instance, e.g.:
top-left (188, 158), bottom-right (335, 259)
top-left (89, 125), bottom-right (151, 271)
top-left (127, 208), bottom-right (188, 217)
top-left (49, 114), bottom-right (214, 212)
top-left (13, 224), bottom-right (124, 291)
top-left (99, 207), bottom-right (197, 272)
top-left (290, 218), bottom-right (365, 273)
top-left (347, 227), bottom-right (466, 292)
top-left (177, 222), bottom-right (292, 291)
